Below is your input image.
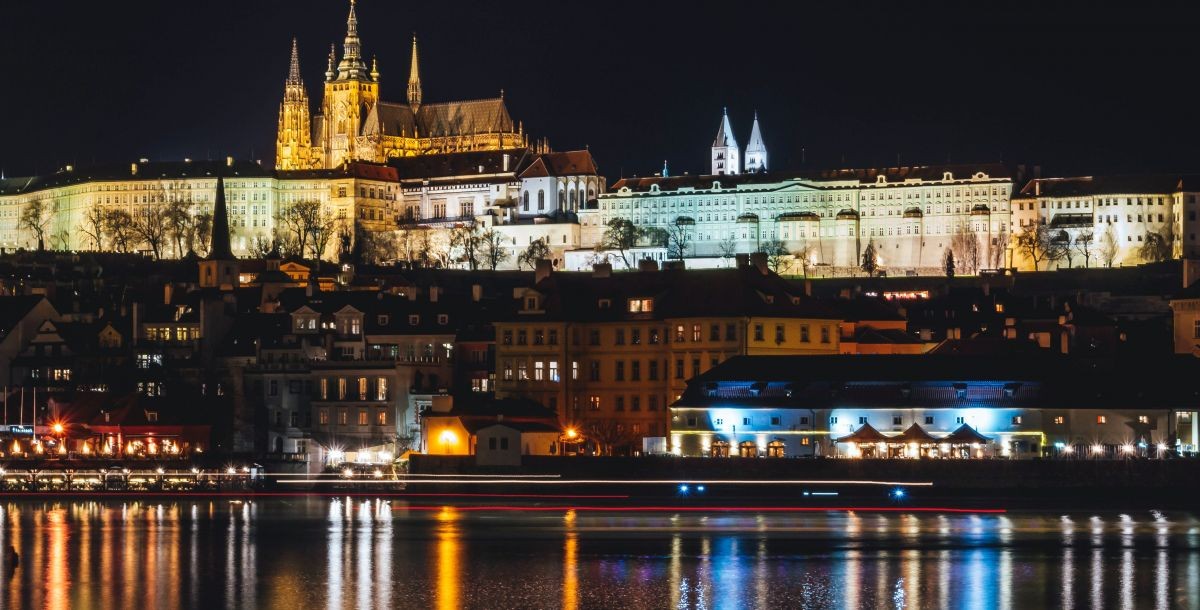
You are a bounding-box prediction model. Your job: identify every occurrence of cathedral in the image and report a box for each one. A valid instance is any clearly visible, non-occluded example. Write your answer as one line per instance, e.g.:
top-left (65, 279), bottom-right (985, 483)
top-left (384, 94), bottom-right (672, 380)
top-left (276, 0), bottom-right (528, 170)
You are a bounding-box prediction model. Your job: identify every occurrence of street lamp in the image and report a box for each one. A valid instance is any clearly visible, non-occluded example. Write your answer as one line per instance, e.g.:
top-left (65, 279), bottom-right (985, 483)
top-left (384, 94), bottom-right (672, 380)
top-left (440, 429), bottom-right (457, 454)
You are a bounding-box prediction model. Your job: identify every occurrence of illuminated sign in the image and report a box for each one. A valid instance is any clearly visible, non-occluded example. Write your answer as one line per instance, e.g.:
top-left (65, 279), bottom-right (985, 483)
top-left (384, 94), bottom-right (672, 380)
top-left (3, 425), bottom-right (34, 436)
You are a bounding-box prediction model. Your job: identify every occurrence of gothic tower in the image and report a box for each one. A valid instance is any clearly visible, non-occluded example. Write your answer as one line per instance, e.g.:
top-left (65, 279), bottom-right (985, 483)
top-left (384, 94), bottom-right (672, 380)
top-left (744, 111), bottom-right (768, 173)
top-left (711, 108), bottom-right (740, 175)
top-left (407, 34), bottom-right (422, 113)
top-left (322, 0), bottom-right (380, 167)
top-left (276, 38), bottom-right (314, 170)
top-left (198, 177), bottom-right (239, 291)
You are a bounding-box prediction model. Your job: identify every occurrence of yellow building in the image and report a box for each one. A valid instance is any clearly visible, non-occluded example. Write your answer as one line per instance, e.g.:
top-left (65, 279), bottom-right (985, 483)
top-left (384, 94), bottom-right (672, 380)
top-left (493, 258), bottom-right (856, 454)
top-left (276, 1), bottom-right (527, 171)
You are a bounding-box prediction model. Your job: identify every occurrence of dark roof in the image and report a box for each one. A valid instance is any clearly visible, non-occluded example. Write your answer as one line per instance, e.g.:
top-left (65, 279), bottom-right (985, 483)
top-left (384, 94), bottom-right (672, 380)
top-left (388, 148), bottom-right (533, 182)
top-left (895, 423), bottom-right (938, 443)
top-left (505, 266), bottom-right (844, 323)
top-left (677, 353), bottom-right (1200, 410)
top-left (0, 159), bottom-right (271, 195)
top-left (835, 422), bottom-right (888, 443)
top-left (0, 295), bottom-right (49, 332)
top-left (1018, 174), bottom-right (1200, 198)
top-left (610, 163), bottom-right (1011, 194)
top-left (942, 424), bottom-right (991, 444)
top-left (520, 151), bottom-right (599, 178)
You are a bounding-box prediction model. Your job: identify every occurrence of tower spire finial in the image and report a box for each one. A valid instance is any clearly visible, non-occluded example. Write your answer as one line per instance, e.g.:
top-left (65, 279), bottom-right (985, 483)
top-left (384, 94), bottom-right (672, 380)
top-left (407, 32), bottom-right (422, 110)
top-left (337, 0), bottom-right (367, 79)
top-left (287, 37), bottom-right (302, 85)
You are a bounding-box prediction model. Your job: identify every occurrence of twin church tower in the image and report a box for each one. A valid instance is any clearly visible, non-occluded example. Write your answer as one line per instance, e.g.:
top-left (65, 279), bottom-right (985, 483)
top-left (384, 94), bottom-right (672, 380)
top-left (711, 108), bottom-right (767, 176)
top-left (276, 0), bottom-right (527, 170)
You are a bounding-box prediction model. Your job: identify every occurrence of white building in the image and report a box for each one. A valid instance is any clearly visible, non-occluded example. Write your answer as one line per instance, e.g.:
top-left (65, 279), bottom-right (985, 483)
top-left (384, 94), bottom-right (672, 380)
top-left (1011, 174), bottom-right (1200, 269)
top-left (744, 112), bottom-right (767, 173)
top-left (580, 164), bottom-right (1014, 274)
top-left (711, 109), bottom-right (740, 176)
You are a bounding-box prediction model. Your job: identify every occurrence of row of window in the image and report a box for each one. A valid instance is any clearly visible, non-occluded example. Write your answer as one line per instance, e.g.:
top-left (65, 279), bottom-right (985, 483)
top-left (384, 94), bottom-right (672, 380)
top-left (316, 377), bottom-right (390, 401)
top-left (316, 408), bottom-right (388, 426)
top-left (752, 323), bottom-right (831, 344)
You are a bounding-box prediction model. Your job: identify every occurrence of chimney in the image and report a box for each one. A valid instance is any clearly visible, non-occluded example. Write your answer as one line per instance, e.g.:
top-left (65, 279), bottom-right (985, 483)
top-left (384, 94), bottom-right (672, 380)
top-left (408, 288), bottom-right (418, 301)
top-left (749, 252), bottom-right (769, 275)
top-left (592, 263), bottom-right (612, 278)
top-left (471, 284), bottom-right (483, 302)
top-left (638, 259), bottom-right (659, 272)
top-left (429, 286), bottom-right (440, 302)
top-left (163, 283), bottom-right (174, 305)
top-left (735, 253), bottom-right (750, 268)
top-left (131, 162), bottom-right (138, 176)
top-left (503, 153), bottom-right (510, 172)
top-left (535, 259), bottom-right (553, 283)
top-left (131, 302), bottom-right (141, 345)
top-left (226, 156), bottom-right (234, 167)
top-left (804, 280), bottom-right (812, 297)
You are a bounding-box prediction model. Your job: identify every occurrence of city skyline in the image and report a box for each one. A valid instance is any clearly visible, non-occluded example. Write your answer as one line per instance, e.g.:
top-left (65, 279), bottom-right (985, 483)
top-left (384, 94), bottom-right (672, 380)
top-left (3, 1), bottom-right (1200, 178)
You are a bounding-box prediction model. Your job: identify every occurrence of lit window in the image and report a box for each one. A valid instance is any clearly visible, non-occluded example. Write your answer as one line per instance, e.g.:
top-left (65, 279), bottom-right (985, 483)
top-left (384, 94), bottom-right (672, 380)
top-left (1137, 415), bottom-right (1149, 424)
top-left (1011, 416), bottom-right (1022, 425)
top-left (627, 298), bottom-right (654, 313)
top-left (534, 361), bottom-right (545, 381)
top-left (1053, 416), bottom-right (1064, 425)
top-left (549, 361), bottom-right (559, 382)
top-left (1096, 416), bottom-right (1107, 424)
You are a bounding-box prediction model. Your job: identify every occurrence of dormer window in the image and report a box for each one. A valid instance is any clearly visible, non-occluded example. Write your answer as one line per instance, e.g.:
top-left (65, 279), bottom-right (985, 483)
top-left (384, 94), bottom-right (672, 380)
top-left (146, 411), bottom-right (159, 422)
top-left (598, 299), bottom-right (611, 309)
top-left (953, 383), bottom-right (967, 399)
top-left (438, 314), bottom-right (448, 325)
top-left (408, 315), bottom-right (419, 326)
top-left (627, 298), bottom-right (654, 313)
top-left (377, 315), bottom-right (389, 326)
top-left (524, 296), bottom-right (539, 310)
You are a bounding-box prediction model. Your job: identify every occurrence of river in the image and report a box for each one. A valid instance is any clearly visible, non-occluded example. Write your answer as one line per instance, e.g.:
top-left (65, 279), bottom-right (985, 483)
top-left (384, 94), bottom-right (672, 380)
top-left (0, 497), bottom-right (1197, 609)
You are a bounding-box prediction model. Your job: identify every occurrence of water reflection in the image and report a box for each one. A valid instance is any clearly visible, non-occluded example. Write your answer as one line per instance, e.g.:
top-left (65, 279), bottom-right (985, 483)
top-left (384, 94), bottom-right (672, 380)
top-left (0, 501), bottom-right (1198, 608)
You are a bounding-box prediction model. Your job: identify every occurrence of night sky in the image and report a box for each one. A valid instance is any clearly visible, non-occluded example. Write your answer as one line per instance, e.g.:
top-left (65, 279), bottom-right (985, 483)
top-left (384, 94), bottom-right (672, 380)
top-left (2, 0), bottom-right (1198, 180)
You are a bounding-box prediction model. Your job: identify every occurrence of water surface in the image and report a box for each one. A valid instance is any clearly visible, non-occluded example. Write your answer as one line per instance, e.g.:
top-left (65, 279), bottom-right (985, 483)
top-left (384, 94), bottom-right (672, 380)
top-left (0, 497), bottom-right (1197, 609)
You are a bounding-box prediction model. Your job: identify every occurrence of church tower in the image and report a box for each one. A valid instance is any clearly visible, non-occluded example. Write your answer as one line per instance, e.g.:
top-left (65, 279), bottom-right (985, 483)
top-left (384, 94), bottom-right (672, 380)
top-left (321, 0), bottom-right (380, 167)
top-left (276, 38), bottom-right (314, 170)
top-left (407, 34), bottom-right (422, 113)
top-left (711, 108), bottom-right (740, 175)
top-left (744, 112), bottom-right (768, 173)
top-left (198, 177), bottom-right (239, 291)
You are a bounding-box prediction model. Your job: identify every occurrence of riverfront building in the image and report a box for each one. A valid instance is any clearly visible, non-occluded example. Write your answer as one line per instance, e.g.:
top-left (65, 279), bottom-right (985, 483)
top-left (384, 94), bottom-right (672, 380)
top-left (670, 352), bottom-right (1200, 459)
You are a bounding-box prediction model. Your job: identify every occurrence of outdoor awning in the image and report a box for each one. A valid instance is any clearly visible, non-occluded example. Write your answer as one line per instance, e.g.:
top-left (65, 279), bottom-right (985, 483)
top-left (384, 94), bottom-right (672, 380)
top-left (895, 423), bottom-right (938, 443)
top-left (835, 422), bottom-right (889, 443)
top-left (941, 424), bottom-right (991, 444)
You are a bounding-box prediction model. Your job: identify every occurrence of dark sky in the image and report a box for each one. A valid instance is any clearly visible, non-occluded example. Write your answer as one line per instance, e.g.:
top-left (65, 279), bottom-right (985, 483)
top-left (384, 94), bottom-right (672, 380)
top-left (2, 0), bottom-right (1199, 180)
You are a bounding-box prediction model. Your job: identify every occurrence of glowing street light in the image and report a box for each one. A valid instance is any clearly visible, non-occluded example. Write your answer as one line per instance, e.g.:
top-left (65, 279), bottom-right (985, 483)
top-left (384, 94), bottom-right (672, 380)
top-left (440, 429), bottom-right (457, 454)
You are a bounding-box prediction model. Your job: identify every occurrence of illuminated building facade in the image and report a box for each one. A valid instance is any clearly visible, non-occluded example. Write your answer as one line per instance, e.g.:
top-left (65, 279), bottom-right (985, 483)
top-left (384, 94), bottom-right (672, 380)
top-left (1010, 174), bottom-right (1200, 269)
top-left (275, 1), bottom-right (527, 171)
top-left (494, 260), bottom-right (849, 453)
top-left (581, 163), bottom-right (1014, 274)
top-left (671, 353), bottom-right (1197, 458)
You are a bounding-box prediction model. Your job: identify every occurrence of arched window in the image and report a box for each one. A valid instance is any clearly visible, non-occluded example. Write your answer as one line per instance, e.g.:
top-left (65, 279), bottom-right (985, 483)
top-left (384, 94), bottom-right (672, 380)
top-left (522, 191), bottom-right (529, 211)
top-left (558, 189), bottom-right (565, 207)
top-left (538, 189), bottom-right (545, 211)
top-left (569, 189), bottom-right (576, 209)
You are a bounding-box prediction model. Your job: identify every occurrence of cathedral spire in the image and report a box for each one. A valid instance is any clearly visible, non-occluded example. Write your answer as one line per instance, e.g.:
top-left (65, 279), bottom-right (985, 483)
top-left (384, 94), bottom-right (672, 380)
top-left (745, 111), bottom-right (768, 173)
top-left (711, 107), bottom-right (740, 175)
top-left (337, 0), bottom-right (368, 80)
top-left (209, 177), bottom-right (234, 261)
top-left (325, 44), bottom-right (336, 81)
top-left (287, 37), bottom-right (302, 85)
top-left (407, 33), bottom-right (422, 111)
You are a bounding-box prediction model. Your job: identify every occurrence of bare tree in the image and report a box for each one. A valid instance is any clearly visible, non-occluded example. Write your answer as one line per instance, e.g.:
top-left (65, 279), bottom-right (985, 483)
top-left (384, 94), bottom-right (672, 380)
top-left (717, 234), bottom-right (738, 262)
top-left (758, 239), bottom-right (790, 273)
top-left (81, 205), bottom-right (106, 251)
top-left (667, 219), bottom-right (692, 261)
top-left (449, 221), bottom-right (484, 270)
top-left (517, 238), bottom-right (551, 270)
top-left (990, 227), bottom-right (1010, 269)
top-left (600, 218), bottom-right (641, 269)
top-left (1015, 223), bottom-right (1064, 271)
top-left (191, 211), bottom-right (213, 257)
top-left (950, 225), bottom-right (981, 275)
top-left (356, 228), bottom-right (398, 265)
top-left (1073, 231), bottom-right (1095, 268)
top-left (1139, 230), bottom-right (1172, 263)
top-left (164, 199), bottom-right (193, 258)
top-left (1099, 228), bottom-right (1119, 268)
top-left (306, 211), bottom-right (340, 261)
top-left (793, 241), bottom-right (817, 277)
top-left (275, 201), bottom-right (317, 258)
top-left (480, 228), bottom-right (510, 270)
top-left (583, 419), bottom-right (637, 456)
top-left (19, 199), bottom-right (53, 250)
top-left (103, 209), bottom-right (136, 254)
top-left (641, 226), bottom-right (669, 248)
top-left (130, 204), bottom-right (170, 259)
top-left (248, 235), bottom-right (274, 259)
